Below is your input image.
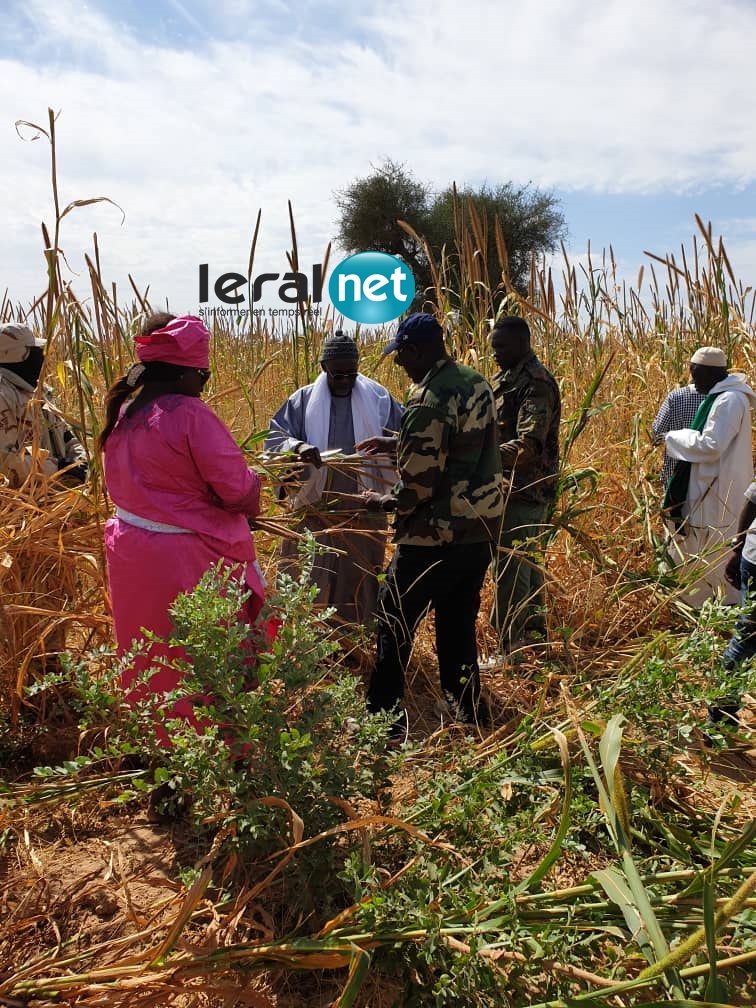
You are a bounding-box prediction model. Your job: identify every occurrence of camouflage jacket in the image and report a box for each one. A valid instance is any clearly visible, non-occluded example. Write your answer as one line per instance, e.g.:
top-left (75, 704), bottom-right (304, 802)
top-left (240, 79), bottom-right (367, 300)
top-left (0, 370), bottom-right (88, 488)
top-left (392, 357), bottom-right (504, 546)
top-left (493, 352), bottom-right (561, 505)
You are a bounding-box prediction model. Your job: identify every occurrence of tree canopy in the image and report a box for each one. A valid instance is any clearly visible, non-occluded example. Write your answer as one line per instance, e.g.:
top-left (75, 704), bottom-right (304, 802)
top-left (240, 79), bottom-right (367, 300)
top-left (334, 160), bottom-right (566, 307)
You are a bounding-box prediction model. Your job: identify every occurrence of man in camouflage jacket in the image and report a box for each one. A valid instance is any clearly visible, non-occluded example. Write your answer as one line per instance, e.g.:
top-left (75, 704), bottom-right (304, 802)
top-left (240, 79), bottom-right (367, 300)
top-left (0, 323), bottom-right (88, 488)
top-left (359, 313), bottom-right (503, 732)
top-left (490, 316), bottom-right (561, 649)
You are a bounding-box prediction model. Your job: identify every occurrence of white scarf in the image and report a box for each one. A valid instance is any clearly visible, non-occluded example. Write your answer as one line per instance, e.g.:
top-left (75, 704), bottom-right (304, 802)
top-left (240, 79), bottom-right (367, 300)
top-left (292, 372), bottom-right (396, 507)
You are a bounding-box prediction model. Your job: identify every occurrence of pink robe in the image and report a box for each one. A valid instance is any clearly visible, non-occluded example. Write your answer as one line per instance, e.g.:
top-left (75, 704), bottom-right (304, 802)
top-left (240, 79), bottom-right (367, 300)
top-left (103, 394), bottom-right (265, 729)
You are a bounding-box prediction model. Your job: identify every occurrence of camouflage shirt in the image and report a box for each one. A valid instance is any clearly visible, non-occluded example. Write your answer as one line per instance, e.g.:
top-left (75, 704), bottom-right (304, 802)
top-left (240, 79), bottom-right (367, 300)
top-left (0, 370), bottom-right (88, 487)
top-left (392, 357), bottom-right (504, 546)
top-left (494, 351), bottom-right (561, 505)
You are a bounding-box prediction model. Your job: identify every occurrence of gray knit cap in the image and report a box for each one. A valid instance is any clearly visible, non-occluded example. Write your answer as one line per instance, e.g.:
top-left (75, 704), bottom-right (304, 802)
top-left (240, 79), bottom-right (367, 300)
top-left (320, 330), bottom-right (359, 363)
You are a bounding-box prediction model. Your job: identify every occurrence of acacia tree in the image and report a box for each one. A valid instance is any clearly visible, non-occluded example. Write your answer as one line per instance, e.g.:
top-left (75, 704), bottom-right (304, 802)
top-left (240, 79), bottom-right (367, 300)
top-left (334, 159), bottom-right (432, 290)
top-left (426, 182), bottom-right (566, 296)
top-left (334, 160), bottom-right (566, 304)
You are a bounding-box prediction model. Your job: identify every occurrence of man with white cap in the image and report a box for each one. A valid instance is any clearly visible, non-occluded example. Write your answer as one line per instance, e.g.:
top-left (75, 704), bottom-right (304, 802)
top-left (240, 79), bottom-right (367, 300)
top-left (663, 346), bottom-right (756, 605)
top-left (0, 322), bottom-right (88, 487)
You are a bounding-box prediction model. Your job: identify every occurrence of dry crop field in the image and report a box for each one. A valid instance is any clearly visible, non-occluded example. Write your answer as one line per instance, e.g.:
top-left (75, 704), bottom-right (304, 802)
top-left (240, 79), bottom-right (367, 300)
top-left (0, 125), bottom-right (754, 1008)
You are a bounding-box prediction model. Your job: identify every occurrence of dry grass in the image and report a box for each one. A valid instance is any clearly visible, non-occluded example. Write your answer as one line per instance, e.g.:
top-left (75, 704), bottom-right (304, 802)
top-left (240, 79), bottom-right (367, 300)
top-left (2, 206), bottom-right (754, 777)
top-left (5, 225), bottom-right (754, 705)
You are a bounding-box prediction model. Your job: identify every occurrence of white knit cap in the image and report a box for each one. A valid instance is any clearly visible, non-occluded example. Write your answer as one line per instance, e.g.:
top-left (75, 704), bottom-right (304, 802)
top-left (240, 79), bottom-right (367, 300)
top-left (690, 346), bottom-right (727, 367)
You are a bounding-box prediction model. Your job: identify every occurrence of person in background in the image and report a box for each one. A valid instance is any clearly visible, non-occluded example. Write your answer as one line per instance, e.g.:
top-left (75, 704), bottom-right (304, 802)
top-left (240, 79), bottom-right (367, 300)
top-left (265, 330), bottom-right (403, 625)
top-left (652, 369), bottom-right (706, 490)
top-left (0, 322), bottom-right (88, 487)
top-left (98, 313), bottom-right (266, 728)
top-left (489, 316), bottom-right (561, 652)
top-left (359, 313), bottom-right (504, 739)
top-left (663, 346), bottom-right (756, 606)
top-left (0, 322), bottom-right (88, 679)
top-left (711, 486), bottom-right (756, 727)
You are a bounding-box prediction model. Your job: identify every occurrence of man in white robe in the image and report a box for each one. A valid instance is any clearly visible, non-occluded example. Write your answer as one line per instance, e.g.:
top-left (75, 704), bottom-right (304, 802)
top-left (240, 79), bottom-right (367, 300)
top-left (266, 332), bottom-right (404, 625)
top-left (664, 346), bottom-right (756, 606)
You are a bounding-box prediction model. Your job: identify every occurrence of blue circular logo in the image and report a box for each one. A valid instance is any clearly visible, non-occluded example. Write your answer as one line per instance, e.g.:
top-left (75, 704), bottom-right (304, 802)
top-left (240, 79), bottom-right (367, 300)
top-left (329, 251), bottom-right (415, 324)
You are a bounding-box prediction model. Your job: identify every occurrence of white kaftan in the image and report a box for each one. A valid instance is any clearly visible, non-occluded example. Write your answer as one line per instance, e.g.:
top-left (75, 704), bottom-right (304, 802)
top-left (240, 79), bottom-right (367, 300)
top-left (665, 373), bottom-right (756, 605)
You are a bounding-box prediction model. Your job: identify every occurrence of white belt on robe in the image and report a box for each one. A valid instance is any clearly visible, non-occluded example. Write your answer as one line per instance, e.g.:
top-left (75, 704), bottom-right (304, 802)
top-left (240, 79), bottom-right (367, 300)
top-left (115, 506), bottom-right (267, 589)
top-left (115, 506), bottom-right (193, 534)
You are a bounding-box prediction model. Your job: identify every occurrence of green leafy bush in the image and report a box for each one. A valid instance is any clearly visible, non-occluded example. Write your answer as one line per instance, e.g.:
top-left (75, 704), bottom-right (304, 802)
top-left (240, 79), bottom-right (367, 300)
top-left (102, 555), bottom-right (394, 920)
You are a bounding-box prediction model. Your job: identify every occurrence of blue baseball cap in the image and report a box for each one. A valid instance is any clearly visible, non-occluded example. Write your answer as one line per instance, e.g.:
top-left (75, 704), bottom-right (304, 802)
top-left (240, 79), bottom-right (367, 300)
top-left (382, 312), bottom-right (442, 356)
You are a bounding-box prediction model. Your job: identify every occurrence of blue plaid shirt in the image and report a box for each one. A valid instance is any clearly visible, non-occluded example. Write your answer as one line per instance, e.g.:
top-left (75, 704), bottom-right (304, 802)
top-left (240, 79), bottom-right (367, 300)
top-left (652, 385), bottom-right (706, 487)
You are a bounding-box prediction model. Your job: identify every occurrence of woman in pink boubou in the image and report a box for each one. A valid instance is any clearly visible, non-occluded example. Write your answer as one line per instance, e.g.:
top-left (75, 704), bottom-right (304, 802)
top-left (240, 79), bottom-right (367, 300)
top-left (99, 312), bottom-right (270, 738)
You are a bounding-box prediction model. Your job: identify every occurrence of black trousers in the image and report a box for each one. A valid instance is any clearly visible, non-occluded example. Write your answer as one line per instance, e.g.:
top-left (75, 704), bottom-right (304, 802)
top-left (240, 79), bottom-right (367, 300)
top-left (367, 541), bottom-right (493, 716)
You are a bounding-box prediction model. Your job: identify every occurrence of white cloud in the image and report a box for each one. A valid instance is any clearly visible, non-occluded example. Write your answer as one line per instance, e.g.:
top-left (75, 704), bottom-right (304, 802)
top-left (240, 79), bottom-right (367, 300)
top-left (0, 0), bottom-right (754, 311)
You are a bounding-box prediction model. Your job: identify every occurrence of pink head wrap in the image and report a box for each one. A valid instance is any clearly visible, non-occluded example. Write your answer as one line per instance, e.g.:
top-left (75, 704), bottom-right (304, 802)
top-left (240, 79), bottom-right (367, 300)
top-left (134, 315), bottom-right (210, 369)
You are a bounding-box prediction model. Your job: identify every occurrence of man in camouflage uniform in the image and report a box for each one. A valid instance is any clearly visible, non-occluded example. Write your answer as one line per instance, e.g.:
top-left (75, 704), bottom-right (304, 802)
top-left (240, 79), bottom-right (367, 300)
top-left (1, 323), bottom-right (88, 679)
top-left (0, 323), bottom-right (88, 487)
top-left (490, 316), bottom-right (561, 649)
top-left (359, 313), bottom-right (503, 730)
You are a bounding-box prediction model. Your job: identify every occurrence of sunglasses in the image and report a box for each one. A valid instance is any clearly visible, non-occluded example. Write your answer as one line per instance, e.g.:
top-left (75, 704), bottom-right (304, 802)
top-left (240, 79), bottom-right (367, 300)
top-left (326, 369), bottom-right (358, 380)
top-left (194, 368), bottom-right (211, 381)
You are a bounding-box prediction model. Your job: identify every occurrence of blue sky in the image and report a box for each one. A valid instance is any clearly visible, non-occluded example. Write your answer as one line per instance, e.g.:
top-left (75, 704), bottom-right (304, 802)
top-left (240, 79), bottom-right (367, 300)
top-left (1, 0), bottom-right (754, 319)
